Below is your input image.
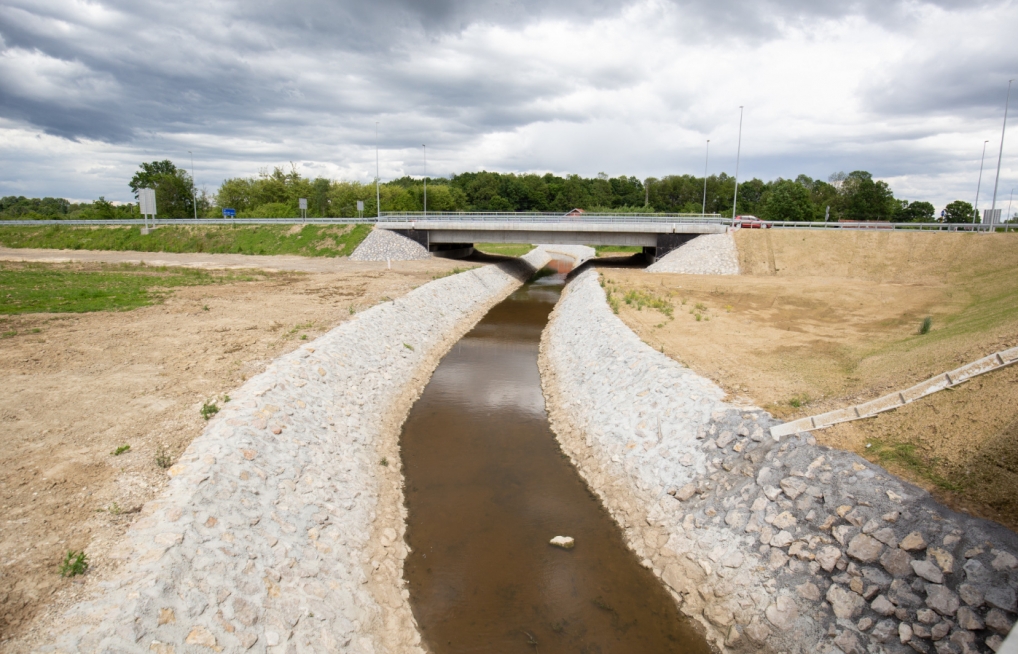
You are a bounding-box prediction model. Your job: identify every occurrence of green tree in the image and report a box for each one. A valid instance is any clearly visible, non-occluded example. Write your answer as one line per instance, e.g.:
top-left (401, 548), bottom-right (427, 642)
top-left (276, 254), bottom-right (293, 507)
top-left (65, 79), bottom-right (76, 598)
top-left (761, 179), bottom-right (814, 221)
top-left (943, 200), bottom-right (975, 223)
top-left (896, 200), bottom-right (936, 222)
top-left (129, 160), bottom-right (196, 218)
top-left (838, 171), bottom-right (895, 221)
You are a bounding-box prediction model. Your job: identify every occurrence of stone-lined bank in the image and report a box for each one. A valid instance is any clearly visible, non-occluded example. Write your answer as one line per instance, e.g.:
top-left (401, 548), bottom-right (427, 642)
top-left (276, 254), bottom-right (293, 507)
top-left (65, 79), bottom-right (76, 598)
top-left (43, 249), bottom-right (551, 654)
top-left (540, 268), bottom-right (1018, 654)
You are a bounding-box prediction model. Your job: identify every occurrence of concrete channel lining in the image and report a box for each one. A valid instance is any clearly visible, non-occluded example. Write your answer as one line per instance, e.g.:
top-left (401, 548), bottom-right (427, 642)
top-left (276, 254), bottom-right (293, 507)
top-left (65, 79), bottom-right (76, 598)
top-left (770, 345), bottom-right (1018, 439)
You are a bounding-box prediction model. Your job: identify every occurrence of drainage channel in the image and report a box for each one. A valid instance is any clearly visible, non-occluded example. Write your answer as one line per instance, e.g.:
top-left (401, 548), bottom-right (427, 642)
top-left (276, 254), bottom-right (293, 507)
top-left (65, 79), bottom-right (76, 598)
top-left (400, 258), bottom-right (711, 653)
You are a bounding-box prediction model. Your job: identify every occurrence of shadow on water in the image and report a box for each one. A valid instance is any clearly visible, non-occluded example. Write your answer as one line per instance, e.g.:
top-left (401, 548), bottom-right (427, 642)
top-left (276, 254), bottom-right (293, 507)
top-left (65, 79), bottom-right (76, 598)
top-left (400, 257), bottom-right (711, 653)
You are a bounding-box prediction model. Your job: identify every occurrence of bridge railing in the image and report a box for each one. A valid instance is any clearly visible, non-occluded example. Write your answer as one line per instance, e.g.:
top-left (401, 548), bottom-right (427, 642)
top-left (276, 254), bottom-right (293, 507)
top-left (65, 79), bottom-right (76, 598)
top-left (377, 212), bottom-right (724, 223)
top-left (0, 218), bottom-right (376, 227)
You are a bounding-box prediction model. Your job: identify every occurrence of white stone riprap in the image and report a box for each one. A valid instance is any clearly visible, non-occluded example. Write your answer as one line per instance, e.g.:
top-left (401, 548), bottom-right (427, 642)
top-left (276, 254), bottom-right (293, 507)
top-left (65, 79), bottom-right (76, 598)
top-left (540, 268), bottom-right (1017, 654)
top-left (349, 228), bottom-right (430, 261)
top-left (647, 232), bottom-right (740, 274)
top-left (45, 248), bottom-right (551, 654)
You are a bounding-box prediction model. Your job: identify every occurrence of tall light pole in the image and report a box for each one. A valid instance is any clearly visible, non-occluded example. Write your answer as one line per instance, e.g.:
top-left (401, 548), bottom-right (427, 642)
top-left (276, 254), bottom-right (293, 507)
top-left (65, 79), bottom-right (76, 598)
top-left (422, 144), bottom-right (427, 217)
top-left (974, 140), bottom-right (989, 224)
top-left (989, 79), bottom-right (1013, 230)
top-left (701, 139), bottom-right (710, 216)
top-left (188, 150), bottom-right (197, 220)
top-left (375, 122), bottom-right (381, 218)
top-left (731, 106), bottom-right (744, 222)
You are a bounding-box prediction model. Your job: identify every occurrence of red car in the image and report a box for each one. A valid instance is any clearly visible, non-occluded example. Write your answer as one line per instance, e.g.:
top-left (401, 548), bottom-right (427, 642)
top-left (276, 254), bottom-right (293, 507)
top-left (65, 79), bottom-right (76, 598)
top-left (734, 215), bottom-right (770, 228)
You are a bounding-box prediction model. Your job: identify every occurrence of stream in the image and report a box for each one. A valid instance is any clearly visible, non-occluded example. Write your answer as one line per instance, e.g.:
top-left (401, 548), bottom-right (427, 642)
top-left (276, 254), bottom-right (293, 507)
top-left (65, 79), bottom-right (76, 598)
top-left (400, 257), bottom-right (711, 653)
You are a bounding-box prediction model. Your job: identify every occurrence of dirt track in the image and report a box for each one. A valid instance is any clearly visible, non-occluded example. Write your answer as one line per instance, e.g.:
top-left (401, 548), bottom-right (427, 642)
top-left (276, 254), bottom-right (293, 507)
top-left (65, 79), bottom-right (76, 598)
top-left (606, 229), bottom-right (1018, 532)
top-left (0, 250), bottom-right (470, 647)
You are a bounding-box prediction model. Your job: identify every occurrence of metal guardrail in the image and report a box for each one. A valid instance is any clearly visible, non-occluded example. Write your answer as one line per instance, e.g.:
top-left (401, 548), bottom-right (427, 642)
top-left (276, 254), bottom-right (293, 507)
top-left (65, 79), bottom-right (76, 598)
top-left (0, 216), bottom-right (1008, 231)
top-left (377, 212), bottom-right (724, 224)
top-left (0, 218), bottom-right (375, 226)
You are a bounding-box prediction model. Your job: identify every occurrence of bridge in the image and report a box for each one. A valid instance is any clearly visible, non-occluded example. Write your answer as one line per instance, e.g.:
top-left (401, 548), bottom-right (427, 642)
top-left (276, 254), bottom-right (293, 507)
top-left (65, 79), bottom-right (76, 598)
top-left (375, 212), bottom-right (727, 261)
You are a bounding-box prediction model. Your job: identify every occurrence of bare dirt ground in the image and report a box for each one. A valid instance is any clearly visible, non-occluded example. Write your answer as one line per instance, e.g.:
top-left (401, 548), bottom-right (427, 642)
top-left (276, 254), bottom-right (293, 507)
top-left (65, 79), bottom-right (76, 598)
top-left (0, 250), bottom-right (472, 647)
top-left (603, 230), bottom-right (1018, 533)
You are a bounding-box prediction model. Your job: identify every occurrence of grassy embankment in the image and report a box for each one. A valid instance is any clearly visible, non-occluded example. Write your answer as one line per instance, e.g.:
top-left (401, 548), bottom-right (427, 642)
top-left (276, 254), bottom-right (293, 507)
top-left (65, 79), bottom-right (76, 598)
top-left (0, 262), bottom-right (263, 320)
top-left (0, 223), bottom-right (371, 257)
top-left (605, 230), bottom-right (1018, 530)
top-left (473, 243), bottom-right (535, 257)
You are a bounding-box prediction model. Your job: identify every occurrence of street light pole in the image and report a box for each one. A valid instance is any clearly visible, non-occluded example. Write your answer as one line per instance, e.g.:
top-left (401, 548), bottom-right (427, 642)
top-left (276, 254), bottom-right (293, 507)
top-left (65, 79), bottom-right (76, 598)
top-left (188, 150), bottom-right (197, 220)
top-left (974, 140), bottom-right (989, 224)
top-left (422, 144), bottom-right (427, 217)
top-left (702, 139), bottom-right (710, 216)
top-left (989, 79), bottom-right (1013, 230)
top-left (375, 122), bottom-right (381, 218)
top-left (731, 107), bottom-right (744, 222)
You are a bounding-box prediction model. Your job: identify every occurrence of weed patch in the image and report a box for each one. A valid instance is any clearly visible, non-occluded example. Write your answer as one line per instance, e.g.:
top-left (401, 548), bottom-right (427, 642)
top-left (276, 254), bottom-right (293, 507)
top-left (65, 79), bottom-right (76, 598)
top-left (111, 444), bottom-right (130, 456)
top-left (200, 401), bottom-right (219, 420)
top-left (59, 550), bottom-right (88, 578)
top-left (865, 439), bottom-right (963, 492)
top-left (155, 445), bottom-right (173, 469)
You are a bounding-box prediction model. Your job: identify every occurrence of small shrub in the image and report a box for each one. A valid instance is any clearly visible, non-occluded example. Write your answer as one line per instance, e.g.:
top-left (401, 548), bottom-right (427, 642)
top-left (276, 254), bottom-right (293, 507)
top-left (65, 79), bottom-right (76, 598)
top-left (379, 457), bottom-right (389, 467)
top-left (403, 343), bottom-right (414, 351)
top-left (155, 445), bottom-right (173, 469)
top-left (111, 444), bottom-right (131, 456)
top-left (202, 305), bottom-right (210, 311)
top-left (221, 394), bottom-right (231, 403)
top-left (918, 316), bottom-right (932, 335)
top-left (59, 550), bottom-right (88, 577)
top-left (108, 502), bottom-right (122, 515)
top-left (300, 334), bottom-right (307, 340)
top-left (200, 401), bottom-right (219, 420)
top-left (348, 305), bottom-right (356, 315)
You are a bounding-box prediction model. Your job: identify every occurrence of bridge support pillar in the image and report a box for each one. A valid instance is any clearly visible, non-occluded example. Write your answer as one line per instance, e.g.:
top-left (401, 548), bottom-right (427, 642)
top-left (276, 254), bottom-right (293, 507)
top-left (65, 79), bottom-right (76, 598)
top-left (645, 233), bottom-right (697, 263)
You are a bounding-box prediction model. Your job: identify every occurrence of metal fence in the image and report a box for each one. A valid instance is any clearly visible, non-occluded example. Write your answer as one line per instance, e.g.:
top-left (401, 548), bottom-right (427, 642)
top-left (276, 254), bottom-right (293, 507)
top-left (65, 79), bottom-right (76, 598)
top-left (0, 218), bottom-right (375, 227)
top-left (376, 211), bottom-right (724, 224)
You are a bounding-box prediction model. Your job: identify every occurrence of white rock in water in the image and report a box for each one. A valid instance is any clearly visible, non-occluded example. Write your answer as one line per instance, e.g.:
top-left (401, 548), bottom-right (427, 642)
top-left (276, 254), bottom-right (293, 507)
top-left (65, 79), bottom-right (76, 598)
top-left (550, 536), bottom-right (575, 549)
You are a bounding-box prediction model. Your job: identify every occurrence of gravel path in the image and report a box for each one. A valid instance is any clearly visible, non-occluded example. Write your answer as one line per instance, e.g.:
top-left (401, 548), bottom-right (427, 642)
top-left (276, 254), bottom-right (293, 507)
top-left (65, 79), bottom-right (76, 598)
top-left (540, 267), bottom-right (1017, 654)
top-left (349, 229), bottom-right (429, 261)
top-left (42, 249), bottom-right (551, 654)
top-left (648, 233), bottom-right (740, 274)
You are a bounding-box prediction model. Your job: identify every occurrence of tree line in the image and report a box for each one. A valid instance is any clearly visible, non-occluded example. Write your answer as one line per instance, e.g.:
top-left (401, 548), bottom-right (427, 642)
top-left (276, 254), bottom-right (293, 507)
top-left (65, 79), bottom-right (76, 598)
top-left (0, 160), bottom-right (993, 223)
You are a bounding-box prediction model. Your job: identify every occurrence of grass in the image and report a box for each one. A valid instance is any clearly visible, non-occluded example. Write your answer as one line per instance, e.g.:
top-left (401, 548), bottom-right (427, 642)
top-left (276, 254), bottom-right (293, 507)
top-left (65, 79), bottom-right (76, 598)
top-left (0, 223), bottom-right (372, 257)
top-left (594, 245), bottom-right (643, 256)
top-left (0, 262), bottom-right (260, 314)
top-left (865, 439), bottom-right (963, 492)
top-left (622, 289), bottom-right (673, 317)
top-left (473, 243), bottom-right (534, 257)
top-left (919, 316), bottom-right (933, 335)
top-left (432, 266), bottom-right (469, 280)
top-left (111, 444), bottom-right (131, 456)
top-left (59, 550), bottom-right (88, 577)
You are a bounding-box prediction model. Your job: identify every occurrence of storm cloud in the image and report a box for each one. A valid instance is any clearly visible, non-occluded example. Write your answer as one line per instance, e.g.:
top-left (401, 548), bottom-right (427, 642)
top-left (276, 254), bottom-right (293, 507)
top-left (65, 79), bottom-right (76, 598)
top-left (0, 0), bottom-right (1014, 209)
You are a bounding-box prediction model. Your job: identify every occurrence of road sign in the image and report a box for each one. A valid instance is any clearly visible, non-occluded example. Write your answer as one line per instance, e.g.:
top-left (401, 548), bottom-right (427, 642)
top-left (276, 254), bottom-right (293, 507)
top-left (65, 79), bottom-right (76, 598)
top-left (138, 188), bottom-right (157, 216)
top-left (222, 208), bottom-right (236, 218)
top-left (983, 208), bottom-right (1001, 225)
top-left (299, 198), bottom-right (307, 210)
top-left (357, 200), bottom-right (364, 212)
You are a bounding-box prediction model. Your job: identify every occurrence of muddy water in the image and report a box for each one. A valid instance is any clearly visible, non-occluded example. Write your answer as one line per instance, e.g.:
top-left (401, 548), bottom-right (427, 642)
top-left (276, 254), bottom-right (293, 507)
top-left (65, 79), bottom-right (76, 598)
top-left (400, 261), bottom-right (710, 653)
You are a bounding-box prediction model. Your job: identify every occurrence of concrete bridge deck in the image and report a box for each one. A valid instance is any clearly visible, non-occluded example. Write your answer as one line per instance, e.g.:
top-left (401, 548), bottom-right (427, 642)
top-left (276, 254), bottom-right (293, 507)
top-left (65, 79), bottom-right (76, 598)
top-left (376, 213), bottom-right (727, 259)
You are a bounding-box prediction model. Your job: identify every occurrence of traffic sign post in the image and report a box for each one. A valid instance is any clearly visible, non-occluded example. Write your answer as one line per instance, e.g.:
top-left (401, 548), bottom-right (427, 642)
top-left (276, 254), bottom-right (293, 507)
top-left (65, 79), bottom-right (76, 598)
top-left (299, 198), bottom-right (307, 223)
top-left (138, 188), bottom-right (157, 233)
top-left (222, 208), bottom-right (236, 226)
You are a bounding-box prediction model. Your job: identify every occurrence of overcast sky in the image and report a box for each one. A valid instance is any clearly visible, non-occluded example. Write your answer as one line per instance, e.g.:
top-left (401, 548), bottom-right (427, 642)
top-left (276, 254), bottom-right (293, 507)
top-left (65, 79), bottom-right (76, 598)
top-left (0, 0), bottom-right (1015, 210)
